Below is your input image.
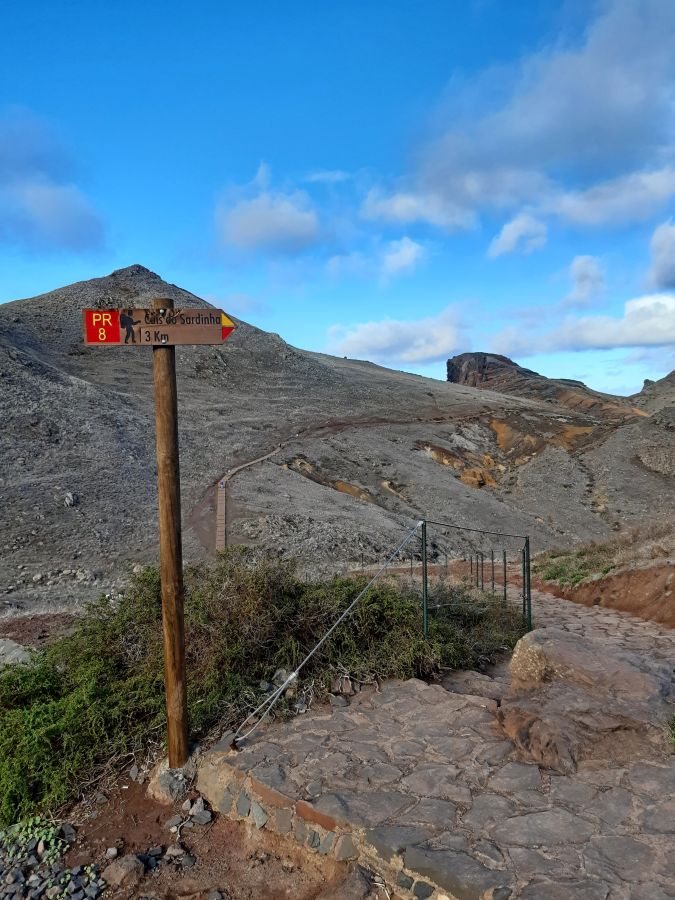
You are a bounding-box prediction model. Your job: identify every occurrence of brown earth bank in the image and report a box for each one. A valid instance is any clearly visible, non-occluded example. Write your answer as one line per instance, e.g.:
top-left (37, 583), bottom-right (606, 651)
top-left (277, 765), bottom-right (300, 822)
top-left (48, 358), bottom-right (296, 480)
top-left (64, 775), bottom-right (355, 900)
top-left (0, 611), bottom-right (76, 646)
top-left (533, 563), bottom-right (675, 628)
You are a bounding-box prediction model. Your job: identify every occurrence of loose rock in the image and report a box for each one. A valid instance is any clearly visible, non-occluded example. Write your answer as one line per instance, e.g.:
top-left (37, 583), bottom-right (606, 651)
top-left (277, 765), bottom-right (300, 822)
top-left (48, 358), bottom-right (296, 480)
top-left (102, 854), bottom-right (144, 889)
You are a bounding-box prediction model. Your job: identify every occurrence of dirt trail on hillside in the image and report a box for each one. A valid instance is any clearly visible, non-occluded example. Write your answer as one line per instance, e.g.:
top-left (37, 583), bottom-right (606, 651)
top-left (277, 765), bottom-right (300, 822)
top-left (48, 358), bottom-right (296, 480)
top-left (187, 409), bottom-right (479, 553)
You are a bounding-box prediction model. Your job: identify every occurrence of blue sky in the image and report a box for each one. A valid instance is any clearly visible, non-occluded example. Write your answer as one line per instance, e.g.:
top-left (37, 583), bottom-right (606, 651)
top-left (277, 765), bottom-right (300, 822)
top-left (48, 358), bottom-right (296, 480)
top-left (1, 0), bottom-right (675, 395)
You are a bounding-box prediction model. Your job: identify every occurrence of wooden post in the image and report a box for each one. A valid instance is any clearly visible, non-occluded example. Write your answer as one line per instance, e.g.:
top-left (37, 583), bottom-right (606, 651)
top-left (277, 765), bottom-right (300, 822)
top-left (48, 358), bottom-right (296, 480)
top-left (152, 296), bottom-right (189, 768)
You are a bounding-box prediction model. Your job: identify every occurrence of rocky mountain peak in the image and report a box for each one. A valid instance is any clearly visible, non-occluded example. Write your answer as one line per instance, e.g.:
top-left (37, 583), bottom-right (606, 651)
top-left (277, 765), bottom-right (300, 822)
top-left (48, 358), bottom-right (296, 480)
top-left (109, 264), bottom-right (157, 278)
top-left (446, 351), bottom-right (646, 422)
top-left (447, 352), bottom-right (530, 387)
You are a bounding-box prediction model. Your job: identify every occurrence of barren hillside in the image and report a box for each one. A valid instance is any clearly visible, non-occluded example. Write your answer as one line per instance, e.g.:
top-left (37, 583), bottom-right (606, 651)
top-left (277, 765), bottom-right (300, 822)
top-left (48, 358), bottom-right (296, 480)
top-left (1, 266), bottom-right (674, 616)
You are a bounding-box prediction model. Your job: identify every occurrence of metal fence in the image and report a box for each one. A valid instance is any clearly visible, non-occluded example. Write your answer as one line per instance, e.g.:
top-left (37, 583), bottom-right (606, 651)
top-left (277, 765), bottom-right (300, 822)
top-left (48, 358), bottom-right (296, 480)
top-left (365, 519), bottom-right (533, 636)
top-left (420, 519), bottom-right (532, 635)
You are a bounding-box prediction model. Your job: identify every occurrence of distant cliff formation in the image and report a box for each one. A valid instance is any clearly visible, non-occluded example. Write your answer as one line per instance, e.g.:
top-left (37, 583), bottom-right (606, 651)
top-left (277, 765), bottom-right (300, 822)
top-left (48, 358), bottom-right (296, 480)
top-left (446, 352), bottom-right (646, 422)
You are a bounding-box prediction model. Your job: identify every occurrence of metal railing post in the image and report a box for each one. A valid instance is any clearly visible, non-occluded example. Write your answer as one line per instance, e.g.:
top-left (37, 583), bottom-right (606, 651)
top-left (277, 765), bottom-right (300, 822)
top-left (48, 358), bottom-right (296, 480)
top-left (525, 536), bottom-right (532, 631)
top-left (422, 521), bottom-right (429, 638)
top-left (491, 550), bottom-right (495, 594)
top-left (502, 549), bottom-right (507, 603)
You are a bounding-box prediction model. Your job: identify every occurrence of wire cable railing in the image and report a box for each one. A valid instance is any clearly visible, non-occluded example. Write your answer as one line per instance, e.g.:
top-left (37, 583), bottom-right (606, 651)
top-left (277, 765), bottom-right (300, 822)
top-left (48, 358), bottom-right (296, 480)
top-left (232, 519), bottom-right (424, 747)
top-left (230, 516), bottom-right (532, 748)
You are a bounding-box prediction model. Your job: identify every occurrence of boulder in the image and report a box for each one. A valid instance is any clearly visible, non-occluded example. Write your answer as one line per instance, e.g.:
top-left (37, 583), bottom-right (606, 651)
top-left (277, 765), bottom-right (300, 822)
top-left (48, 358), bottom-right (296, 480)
top-left (510, 628), bottom-right (672, 705)
top-left (500, 628), bottom-right (674, 773)
top-left (102, 854), bottom-right (144, 889)
top-left (0, 638), bottom-right (29, 666)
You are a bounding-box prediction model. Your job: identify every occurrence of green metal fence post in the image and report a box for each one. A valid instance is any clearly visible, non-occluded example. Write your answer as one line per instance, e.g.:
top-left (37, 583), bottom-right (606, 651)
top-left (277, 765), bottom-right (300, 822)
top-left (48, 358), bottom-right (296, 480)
top-left (502, 549), bottom-right (507, 603)
top-left (422, 521), bottom-right (429, 639)
top-left (525, 536), bottom-right (532, 631)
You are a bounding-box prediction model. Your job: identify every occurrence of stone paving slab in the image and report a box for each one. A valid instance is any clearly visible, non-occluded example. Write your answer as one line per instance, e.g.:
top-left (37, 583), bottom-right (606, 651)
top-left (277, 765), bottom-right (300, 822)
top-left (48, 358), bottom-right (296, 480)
top-left (198, 590), bottom-right (674, 899)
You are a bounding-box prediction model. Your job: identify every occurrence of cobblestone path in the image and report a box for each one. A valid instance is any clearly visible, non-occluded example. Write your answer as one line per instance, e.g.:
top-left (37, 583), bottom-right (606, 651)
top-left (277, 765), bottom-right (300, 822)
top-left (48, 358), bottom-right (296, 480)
top-left (198, 591), bottom-right (675, 899)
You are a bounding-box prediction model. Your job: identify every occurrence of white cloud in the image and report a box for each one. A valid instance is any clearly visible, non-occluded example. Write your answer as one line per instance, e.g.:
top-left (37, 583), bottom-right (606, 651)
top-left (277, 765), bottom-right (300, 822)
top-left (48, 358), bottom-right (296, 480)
top-left (549, 167), bottom-right (675, 226)
top-left (365, 2), bottom-right (675, 234)
top-left (0, 108), bottom-right (104, 252)
top-left (329, 305), bottom-right (463, 364)
top-left (381, 237), bottom-right (425, 278)
top-left (361, 188), bottom-right (474, 230)
top-left (492, 293), bottom-right (675, 356)
top-left (215, 165), bottom-right (320, 254)
top-left (648, 219), bottom-right (675, 290)
top-left (326, 238), bottom-right (426, 282)
top-left (216, 191), bottom-right (319, 254)
top-left (488, 213), bottom-right (547, 257)
top-left (564, 255), bottom-right (605, 307)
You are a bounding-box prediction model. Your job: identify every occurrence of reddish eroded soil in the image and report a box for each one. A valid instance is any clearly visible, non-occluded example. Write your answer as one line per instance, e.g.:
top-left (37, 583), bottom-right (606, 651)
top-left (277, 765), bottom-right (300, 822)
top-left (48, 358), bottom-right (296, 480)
top-left (0, 611), bottom-right (76, 647)
top-left (533, 562), bottom-right (675, 628)
top-left (65, 776), bottom-right (349, 900)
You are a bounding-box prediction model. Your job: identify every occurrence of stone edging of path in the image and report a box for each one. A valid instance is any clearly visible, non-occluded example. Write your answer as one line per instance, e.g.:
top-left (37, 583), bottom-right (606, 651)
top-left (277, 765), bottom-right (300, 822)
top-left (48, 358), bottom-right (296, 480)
top-left (196, 692), bottom-right (515, 900)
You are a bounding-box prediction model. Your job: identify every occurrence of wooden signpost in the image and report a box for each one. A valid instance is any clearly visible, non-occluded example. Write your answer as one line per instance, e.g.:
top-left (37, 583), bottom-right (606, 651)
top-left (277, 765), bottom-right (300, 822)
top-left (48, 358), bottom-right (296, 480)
top-left (83, 298), bottom-right (236, 767)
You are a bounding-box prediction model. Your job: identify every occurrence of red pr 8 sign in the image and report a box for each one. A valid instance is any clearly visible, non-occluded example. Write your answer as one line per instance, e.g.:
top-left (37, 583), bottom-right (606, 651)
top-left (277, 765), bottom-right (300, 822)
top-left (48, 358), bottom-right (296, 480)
top-left (83, 310), bottom-right (122, 344)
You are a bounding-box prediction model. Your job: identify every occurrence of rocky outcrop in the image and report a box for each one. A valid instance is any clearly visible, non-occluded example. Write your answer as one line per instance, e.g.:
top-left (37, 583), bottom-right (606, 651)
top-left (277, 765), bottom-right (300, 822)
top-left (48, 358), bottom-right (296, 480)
top-left (632, 369), bottom-right (675, 414)
top-left (446, 352), bottom-right (649, 422)
top-left (499, 627), bottom-right (674, 773)
top-left (446, 352), bottom-right (527, 387)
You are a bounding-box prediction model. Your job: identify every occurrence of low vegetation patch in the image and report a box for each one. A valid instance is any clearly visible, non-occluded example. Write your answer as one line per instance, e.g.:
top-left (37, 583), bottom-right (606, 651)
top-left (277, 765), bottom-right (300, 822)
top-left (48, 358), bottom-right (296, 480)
top-left (0, 550), bottom-right (525, 824)
top-left (534, 544), bottom-right (616, 587)
top-left (533, 521), bottom-right (674, 587)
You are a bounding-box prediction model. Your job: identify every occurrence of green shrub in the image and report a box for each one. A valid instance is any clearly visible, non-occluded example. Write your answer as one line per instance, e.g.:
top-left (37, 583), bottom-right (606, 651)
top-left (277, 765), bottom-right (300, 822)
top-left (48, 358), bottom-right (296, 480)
top-left (0, 550), bottom-right (524, 824)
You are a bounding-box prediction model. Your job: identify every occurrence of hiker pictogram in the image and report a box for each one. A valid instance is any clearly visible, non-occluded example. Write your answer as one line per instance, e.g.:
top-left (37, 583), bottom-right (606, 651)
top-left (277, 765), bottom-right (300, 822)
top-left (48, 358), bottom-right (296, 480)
top-left (120, 309), bottom-right (141, 343)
